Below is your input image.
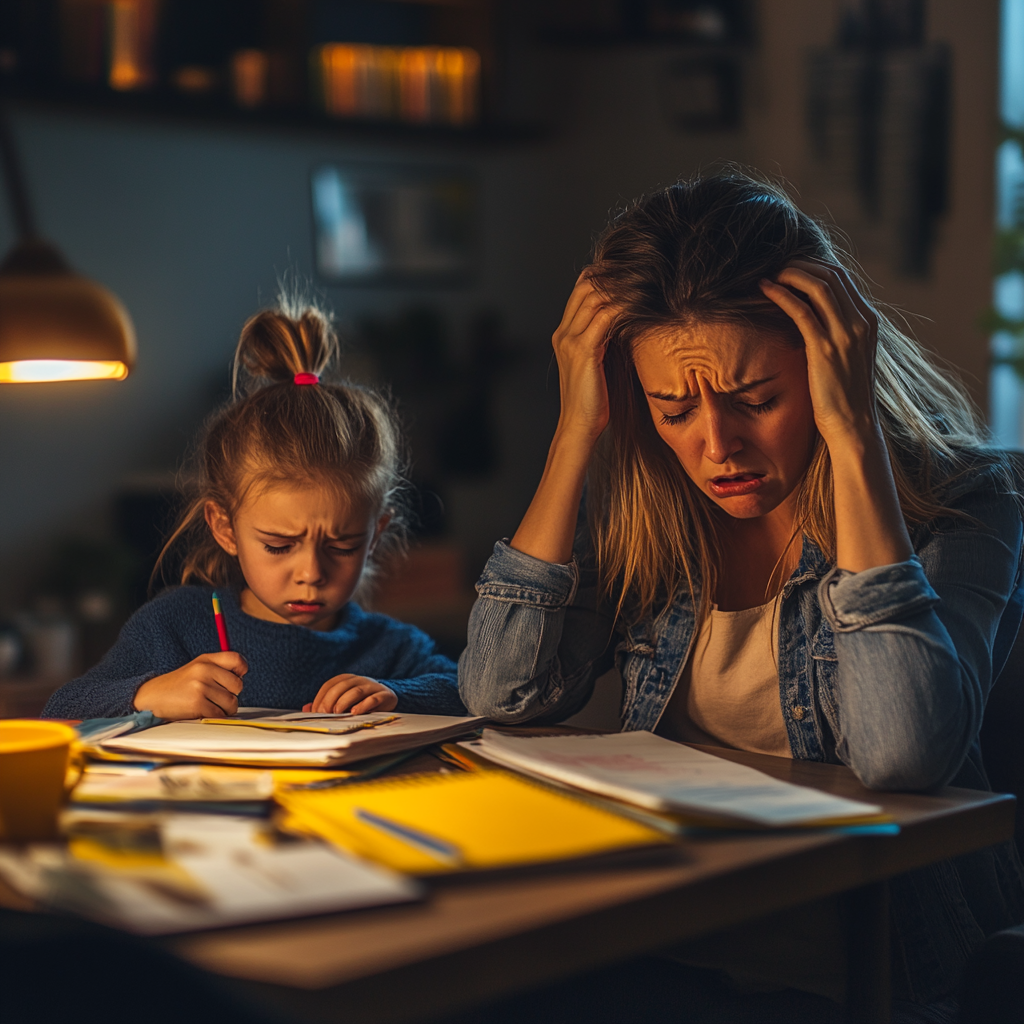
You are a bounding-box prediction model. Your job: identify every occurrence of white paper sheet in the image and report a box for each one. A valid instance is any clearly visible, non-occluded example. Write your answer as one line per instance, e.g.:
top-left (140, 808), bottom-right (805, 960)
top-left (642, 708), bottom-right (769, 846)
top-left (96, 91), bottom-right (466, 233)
top-left (463, 731), bottom-right (883, 827)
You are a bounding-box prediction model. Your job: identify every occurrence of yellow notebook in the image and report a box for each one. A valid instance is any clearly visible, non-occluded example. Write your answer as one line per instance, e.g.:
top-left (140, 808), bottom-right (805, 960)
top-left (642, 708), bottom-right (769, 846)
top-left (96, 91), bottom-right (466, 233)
top-left (276, 768), bottom-right (671, 875)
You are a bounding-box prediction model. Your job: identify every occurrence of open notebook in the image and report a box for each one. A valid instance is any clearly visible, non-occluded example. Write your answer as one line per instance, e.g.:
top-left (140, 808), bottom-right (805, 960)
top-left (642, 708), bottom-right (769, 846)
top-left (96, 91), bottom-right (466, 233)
top-left (460, 730), bottom-right (886, 829)
top-left (276, 767), bottom-right (672, 875)
top-left (98, 712), bottom-right (485, 767)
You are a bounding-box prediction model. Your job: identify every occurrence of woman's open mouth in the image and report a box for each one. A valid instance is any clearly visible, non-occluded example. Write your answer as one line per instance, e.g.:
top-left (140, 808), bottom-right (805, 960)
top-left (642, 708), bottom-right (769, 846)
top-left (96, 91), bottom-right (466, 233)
top-left (708, 473), bottom-right (765, 498)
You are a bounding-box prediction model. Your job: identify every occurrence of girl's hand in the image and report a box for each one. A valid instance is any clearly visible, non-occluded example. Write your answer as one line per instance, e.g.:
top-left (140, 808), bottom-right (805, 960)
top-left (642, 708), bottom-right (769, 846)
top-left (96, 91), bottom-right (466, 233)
top-left (552, 274), bottom-right (617, 442)
top-left (759, 261), bottom-right (880, 446)
top-left (133, 652), bottom-right (248, 720)
top-left (306, 674), bottom-right (398, 715)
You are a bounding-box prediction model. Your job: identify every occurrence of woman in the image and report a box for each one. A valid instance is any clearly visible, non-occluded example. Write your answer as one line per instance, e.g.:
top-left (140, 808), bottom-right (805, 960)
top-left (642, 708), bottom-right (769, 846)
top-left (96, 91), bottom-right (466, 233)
top-left (458, 172), bottom-right (1024, 1016)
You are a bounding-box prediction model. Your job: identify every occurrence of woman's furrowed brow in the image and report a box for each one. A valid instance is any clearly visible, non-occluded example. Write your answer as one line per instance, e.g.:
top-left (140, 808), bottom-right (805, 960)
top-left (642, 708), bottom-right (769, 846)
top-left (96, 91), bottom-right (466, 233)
top-left (645, 374), bottom-right (779, 401)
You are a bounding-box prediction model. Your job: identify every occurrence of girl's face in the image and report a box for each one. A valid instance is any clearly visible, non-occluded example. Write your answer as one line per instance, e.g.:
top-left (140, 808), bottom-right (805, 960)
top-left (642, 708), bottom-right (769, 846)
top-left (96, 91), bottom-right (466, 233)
top-left (632, 322), bottom-right (818, 523)
top-left (206, 481), bottom-right (387, 631)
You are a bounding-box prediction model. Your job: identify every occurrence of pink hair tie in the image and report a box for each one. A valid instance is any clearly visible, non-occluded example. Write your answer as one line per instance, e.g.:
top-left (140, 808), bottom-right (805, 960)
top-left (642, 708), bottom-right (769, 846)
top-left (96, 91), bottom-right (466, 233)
top-left (294, 373), bottom-right (319, 386)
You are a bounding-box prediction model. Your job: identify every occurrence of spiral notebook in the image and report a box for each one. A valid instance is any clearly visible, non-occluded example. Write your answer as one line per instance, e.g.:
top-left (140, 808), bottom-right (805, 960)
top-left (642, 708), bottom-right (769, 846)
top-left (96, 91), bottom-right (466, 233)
top-left (276, 768), bottom-right (672, 875)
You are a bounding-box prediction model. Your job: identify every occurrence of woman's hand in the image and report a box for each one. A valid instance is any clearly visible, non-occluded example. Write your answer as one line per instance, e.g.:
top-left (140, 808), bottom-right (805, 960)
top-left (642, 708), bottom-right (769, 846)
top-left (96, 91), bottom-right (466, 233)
top-left (552, 274), bottom-right (617, 442)
top-left (133, 652), bottom-right (248, 720)
top-left (759, 260), bottom-right (879, 447)
top-left (305, 674), bottom-right (398, 715)
top-left (760, 260), bottom-right (912, 572)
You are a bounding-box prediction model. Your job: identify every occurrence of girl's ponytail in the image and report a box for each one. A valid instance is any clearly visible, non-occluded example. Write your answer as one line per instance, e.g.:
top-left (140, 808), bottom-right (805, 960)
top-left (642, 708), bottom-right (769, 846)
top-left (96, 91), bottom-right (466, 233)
top-left (232, 306), bottom-right (337, 393)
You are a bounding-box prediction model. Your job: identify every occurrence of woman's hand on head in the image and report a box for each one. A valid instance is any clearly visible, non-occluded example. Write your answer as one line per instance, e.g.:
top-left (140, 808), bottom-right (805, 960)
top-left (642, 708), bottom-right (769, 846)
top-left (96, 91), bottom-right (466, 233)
top-left (760, 261), bottom-right (880, 447)
top-left (306, 674), bottom-right (398, 715)
top-left (552, 274), bottom-right (617, 443)
top-left (132, 652), bottom-right (248, 720)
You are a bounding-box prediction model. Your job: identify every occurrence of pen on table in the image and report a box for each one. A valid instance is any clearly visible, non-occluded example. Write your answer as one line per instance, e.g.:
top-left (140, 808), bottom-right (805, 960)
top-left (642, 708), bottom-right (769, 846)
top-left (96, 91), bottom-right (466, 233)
top-left (354, 807), bottom-right (464, 866)
top-left (212, 591), bottom-right (231, 652)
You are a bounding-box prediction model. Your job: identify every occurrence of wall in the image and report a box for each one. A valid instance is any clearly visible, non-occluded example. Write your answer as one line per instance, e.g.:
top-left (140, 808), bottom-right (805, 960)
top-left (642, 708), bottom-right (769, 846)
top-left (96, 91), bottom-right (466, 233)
top-left (0, 0), bottom-right (1000, 617)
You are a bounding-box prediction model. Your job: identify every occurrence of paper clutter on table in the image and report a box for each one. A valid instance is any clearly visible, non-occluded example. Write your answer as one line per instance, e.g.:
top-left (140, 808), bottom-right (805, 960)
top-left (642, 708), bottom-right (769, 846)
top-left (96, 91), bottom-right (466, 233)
top-left (0, 813), bottom-right (420, 934)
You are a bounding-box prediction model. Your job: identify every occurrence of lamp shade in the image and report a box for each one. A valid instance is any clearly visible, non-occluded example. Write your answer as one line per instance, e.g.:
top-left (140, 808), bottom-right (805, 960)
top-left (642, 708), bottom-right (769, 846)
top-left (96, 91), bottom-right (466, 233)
top-left (0, 241), bottom-right (136, 384)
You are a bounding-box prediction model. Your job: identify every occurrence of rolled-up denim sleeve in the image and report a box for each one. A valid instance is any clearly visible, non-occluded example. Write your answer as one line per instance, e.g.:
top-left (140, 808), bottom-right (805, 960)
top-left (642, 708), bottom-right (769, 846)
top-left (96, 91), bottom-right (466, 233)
top-left (458, 540), bottom-right (616, 723)
top-left (820, 479), bottom-right (1023, 791)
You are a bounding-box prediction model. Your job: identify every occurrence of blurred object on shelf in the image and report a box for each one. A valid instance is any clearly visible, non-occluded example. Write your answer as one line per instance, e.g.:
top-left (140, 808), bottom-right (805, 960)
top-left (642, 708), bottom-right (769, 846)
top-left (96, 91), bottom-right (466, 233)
top-left (230, 48), bottom-right (269, 108)
top-left (311, 164), bottom-right (476, 283)
top-left (170, 64), bottom-right (218, 95)
top-left (107, 0), bottom-right (161, 91)
top-left (659, 53), bottom-right (739, 131)
top-left (3, 0), bottom-right (513, 140)
top-left (367, 541), bottom-right (474, 659)
top-left (314, 44), bottom-right (479, 126)
top-left (316, 44), bottom-right (399, 119)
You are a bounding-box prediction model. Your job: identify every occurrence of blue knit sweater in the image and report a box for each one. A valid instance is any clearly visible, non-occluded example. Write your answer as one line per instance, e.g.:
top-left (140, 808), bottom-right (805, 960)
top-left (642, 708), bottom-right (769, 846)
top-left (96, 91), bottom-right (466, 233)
top-left (43, 585), bottom-right (465, 720)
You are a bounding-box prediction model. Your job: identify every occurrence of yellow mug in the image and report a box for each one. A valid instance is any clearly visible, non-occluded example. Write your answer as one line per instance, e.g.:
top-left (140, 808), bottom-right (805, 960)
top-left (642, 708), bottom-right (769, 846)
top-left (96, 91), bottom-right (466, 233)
top-left (0, 720), bottom-right (81, 841)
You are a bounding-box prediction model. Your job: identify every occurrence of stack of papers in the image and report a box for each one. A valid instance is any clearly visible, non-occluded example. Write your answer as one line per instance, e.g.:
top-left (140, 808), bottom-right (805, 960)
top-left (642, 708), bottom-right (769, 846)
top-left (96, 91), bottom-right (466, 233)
top-left (98, 712), bottom-right (485, 767)
top-left (0, 814), bottom-right (420, 934)
top-left (71, 764), bottom-right (275, 817)
top-left (461, 731), bottom-right (885, 829)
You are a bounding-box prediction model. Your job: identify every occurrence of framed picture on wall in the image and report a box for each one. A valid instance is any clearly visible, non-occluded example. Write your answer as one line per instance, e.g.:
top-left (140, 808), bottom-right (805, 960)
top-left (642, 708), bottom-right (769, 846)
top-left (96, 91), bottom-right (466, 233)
top-left (311, 164), bottom-right (477, 285)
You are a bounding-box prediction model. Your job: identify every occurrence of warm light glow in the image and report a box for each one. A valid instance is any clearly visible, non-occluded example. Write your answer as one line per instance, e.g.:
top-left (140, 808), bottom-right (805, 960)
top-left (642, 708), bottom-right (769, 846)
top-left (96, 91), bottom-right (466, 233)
top-left (0, 360), bottom-right (129, 383)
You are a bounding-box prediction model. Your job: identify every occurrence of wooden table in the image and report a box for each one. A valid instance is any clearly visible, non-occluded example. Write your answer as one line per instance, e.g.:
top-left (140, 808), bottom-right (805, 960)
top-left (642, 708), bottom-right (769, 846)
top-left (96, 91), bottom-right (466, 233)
top-left (163, 745), bottom-right (1016, 1024)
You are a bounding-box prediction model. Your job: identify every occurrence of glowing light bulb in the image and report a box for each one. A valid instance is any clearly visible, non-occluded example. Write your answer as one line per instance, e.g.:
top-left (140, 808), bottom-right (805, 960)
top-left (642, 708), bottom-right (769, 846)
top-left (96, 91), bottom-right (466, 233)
top-left (0, 360), bottom-right (130, 383)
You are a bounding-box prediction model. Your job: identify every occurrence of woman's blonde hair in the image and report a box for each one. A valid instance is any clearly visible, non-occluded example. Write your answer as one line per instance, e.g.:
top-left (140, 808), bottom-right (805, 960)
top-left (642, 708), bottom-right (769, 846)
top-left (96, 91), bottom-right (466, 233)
top-left (586, 170), bottom-right (1008, 623)
top-left (153, 299), bottom-right (408, 594)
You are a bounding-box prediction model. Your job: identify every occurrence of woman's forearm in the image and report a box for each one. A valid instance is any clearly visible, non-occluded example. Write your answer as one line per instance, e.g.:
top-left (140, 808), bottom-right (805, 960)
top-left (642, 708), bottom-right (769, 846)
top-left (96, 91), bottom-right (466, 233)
top-left (830, 425), bottom-right (913, 572)
top-left (510, 427), bottom-right (597, 564)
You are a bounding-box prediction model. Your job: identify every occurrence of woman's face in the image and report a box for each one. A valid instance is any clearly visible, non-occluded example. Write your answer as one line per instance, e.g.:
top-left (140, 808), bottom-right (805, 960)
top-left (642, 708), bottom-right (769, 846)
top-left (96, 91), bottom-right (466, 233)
top-left (632, 322), bottom-right (818, 521)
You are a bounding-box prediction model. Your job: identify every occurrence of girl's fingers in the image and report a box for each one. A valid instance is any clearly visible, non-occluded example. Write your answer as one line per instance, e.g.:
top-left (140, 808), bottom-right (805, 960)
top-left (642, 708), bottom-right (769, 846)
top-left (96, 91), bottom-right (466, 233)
top-left (202, 683), bottom-right (238, 717)
top-left (330, 685), bottom-right (375, 713)
top-left (209, 667), bottom-right (245, 695)
top-left (348, 691), bottom-right (390, 715)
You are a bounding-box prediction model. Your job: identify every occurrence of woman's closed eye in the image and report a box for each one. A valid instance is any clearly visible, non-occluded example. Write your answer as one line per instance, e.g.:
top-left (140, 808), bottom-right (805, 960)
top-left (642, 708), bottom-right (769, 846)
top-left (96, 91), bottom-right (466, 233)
top-left (740, 396), bottom-right (778, 416)
top-left (263, 543), bottom-right (292, 555)
top-left (659, 407), bottom-right (696, 426)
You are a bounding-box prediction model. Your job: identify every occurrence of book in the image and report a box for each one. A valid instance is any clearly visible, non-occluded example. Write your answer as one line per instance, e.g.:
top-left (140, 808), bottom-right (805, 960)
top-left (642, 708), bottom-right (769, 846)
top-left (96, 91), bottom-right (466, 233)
top-left (276, 766), bottom-right (672, 875)
top-left (460, 731), bottom-right (886, 829)
top-left (97, 712), bottom-right (485, 767)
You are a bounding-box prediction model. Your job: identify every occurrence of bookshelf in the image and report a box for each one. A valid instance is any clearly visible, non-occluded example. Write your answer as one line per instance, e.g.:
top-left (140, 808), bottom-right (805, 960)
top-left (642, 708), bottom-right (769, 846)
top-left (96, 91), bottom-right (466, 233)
top-left (0, 1), bottom-right (540, 146)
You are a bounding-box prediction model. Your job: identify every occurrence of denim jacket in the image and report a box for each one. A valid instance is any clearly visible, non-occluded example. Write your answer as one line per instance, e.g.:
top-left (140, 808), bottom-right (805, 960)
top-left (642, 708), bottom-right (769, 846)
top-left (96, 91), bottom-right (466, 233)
top-left (459, 466), bottom-right (1024, 1002)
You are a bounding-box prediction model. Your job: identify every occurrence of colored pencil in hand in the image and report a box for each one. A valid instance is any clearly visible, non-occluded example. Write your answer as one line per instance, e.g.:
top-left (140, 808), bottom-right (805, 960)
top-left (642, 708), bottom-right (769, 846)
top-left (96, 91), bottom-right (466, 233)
top-left (211, 591), bottom-right (231, 652)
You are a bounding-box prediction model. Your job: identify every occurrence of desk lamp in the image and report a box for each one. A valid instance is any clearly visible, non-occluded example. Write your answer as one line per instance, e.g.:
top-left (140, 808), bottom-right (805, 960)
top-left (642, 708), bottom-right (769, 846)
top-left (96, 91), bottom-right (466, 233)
top-left (0, 108), bottom-right (135, 383)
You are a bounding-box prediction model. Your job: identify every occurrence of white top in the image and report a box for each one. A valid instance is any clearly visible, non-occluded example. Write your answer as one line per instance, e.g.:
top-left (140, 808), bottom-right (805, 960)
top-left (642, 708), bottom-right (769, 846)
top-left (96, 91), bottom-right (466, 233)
top-left (657, 594), bottom-right (791, 758)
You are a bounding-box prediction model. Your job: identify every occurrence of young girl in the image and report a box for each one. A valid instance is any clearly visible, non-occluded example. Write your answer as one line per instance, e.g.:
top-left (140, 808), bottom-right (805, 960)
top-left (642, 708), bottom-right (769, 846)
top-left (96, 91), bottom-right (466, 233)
top-left (458, 172), bottom-right (1024, 1018)
top-left (45, 302), bottom-right (465, 721)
